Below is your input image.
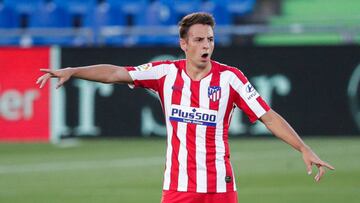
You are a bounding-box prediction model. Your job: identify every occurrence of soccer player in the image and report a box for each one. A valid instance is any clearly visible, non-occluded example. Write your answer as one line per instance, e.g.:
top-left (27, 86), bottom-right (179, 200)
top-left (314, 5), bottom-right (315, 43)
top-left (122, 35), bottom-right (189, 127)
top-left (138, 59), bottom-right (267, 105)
top-left (37, 12), bottom-right (334, 203)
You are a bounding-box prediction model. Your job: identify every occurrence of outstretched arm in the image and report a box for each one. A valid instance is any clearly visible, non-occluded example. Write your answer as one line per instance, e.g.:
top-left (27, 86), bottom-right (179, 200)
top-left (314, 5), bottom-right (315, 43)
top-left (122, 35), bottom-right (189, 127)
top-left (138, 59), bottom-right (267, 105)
top-left (36, 64), bottom-right (132, 89)
top-left (260, 109), bottom-right (335, 182)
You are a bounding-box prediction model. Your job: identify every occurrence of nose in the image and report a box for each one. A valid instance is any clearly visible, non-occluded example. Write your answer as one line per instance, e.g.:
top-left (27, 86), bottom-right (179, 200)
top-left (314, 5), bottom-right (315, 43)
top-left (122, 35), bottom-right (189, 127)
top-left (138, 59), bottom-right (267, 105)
top-left (203, 40), bottom-right (210, 49)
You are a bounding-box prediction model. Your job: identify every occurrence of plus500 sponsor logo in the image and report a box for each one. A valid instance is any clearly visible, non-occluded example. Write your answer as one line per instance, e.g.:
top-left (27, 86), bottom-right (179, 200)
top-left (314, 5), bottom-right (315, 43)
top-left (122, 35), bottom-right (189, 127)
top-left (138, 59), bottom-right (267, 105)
top-left (169, 104), bottom-right (217, 126)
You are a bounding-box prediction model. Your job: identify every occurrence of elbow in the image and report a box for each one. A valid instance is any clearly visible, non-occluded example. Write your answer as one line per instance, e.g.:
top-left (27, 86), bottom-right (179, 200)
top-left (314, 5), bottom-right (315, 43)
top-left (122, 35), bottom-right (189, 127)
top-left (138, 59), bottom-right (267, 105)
top-left (105, 67), bottom-right (124, 84)
top-left (260, 109), bottom-right (275, 124)
top-left (260, 109), bottom-right (282, 129)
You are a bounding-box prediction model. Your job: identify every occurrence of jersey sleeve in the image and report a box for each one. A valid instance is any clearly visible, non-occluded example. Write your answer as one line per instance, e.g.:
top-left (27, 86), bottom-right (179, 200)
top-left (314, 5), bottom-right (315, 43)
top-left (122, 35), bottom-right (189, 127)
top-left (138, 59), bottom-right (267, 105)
top-left (125, 61), bottom-right (170, 92)
top-left (230, 68), bottom-right (270, 123)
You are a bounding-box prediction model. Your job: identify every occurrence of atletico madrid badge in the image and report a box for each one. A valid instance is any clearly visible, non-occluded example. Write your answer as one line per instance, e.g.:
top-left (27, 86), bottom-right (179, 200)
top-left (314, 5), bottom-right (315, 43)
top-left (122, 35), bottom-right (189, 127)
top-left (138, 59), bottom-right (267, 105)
top-left (208, 86), bottom-right (221, 102)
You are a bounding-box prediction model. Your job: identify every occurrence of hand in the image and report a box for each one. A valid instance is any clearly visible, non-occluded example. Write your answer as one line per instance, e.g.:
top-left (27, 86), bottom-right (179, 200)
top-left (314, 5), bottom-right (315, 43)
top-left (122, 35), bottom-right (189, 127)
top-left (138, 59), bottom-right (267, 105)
top-left (301, 147), bottom-right (335, 182)
top-left (36, 68), bottom-right (73, 89)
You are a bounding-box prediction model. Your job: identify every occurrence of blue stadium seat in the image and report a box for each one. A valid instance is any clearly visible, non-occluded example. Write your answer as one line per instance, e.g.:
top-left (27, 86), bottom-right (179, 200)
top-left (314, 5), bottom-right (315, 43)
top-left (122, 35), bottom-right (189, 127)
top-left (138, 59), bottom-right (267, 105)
top-left (3, 0), bottom-right (45, 14)
top-left (28, 4), bottom-right (70, 28)
top-left (139, 1), bottom-right (177, 26)
top-left (230, 0), bottom-right (256, 16)
top-left (28, 0), bottom-right (98, 46)
top-left (106, 0), bottom-right (150, 27)
top-left (99, 0), bottom-right (151, 45)
top-left (52, 0), bottom-right (97, 15)
top-left (26, 4), bottom-right (72, 46)
top-left (84, 4), bottom-right (120, 29)
top-left (0, 4), bottom-right (18, 28)
top-left (51, 0), bottom-right (98, 28)
top-left (25, 3), bottom-right (89, 46)
top-left (159, 0), bottom-right (202, 22)
top-left (0, 6), bottom-right (30, 47)
top-left (106, 0), bottom-right (150, 15)
top-left (128, 1), bottom-right (177, 45)
top-left (0, 2), bottom-right (29, 45)
top-left (201, 1), bottom-right (232, 25)
top-left (83, 3), bottom-right (128, 46)
top-left (2, 0), bottom-right (48, 28)
top-left (212, 0), bottom-right (256, 16)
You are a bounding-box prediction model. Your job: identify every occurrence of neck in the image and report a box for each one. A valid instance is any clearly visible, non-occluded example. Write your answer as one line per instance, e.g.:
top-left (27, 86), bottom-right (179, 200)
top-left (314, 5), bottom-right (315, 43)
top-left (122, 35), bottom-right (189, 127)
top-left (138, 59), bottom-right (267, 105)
top-left (185, 61), bottom-right (212, 81)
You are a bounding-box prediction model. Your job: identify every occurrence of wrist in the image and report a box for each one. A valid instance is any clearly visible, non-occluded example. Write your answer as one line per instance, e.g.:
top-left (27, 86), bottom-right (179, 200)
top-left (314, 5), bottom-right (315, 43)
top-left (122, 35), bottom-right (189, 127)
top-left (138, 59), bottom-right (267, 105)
top-left (299, 145), bottom-right (311, 153)
top-left (64, 67), bottom-right (76, 76)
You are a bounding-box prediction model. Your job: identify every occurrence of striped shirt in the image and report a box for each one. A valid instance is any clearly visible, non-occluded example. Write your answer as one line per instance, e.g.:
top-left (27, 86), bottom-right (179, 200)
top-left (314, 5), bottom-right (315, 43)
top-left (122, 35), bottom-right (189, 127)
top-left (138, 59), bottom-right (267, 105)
top-left (126, 59), bottom-right (270, 193)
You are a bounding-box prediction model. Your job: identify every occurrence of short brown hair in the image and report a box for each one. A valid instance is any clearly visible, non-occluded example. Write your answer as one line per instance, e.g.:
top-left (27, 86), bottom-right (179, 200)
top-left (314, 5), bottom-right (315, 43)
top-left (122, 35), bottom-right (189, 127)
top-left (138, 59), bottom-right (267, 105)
top-left (178, 12), bottom-right (215, 39)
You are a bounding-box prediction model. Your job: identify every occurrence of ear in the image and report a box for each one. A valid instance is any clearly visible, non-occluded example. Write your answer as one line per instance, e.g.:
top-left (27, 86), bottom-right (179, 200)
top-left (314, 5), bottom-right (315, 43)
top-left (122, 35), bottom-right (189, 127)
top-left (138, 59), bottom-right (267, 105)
top-left (180, 38), bottom-right (187, 52)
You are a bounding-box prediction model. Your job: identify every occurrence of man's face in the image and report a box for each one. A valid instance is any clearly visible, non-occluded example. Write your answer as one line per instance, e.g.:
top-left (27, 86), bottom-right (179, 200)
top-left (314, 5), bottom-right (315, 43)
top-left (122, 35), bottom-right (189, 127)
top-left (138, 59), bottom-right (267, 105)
top-left (180, 24), bottom-right (214, 69)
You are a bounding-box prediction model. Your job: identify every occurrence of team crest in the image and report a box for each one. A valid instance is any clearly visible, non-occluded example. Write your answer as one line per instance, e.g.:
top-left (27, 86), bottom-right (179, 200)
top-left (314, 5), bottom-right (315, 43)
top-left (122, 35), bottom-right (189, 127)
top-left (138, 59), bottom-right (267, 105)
top-left (208, 86), bottom-right (221, 102)
top-left (135, 63), bottom-right (152, 71)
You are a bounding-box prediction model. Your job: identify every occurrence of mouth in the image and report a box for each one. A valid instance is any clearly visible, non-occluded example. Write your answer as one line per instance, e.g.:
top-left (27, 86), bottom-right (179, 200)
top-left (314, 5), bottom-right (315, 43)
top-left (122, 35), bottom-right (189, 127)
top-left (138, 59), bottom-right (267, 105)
top-left (201, 53), bottom-right (209, 59)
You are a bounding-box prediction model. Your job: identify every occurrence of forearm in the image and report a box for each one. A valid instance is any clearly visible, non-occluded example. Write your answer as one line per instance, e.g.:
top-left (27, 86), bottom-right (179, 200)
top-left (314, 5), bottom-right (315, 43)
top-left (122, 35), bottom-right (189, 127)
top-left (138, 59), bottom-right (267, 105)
top-left (260, 109), bottom-right (334, 180)
top-left (67, 64), bottom-right (131, 84)
top-left (261, 110), bottom-right (310, 153)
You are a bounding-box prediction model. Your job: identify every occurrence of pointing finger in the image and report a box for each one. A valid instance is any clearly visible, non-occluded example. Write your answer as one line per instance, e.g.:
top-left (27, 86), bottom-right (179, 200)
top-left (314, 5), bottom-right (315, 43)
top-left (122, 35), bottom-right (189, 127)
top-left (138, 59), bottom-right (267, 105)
top-left (40, 69), bottom-right (58, 77)
top-left (321, 161), bottom-right (335, 170)
top-left (313, 159), bottom-right (335, 170)
top-left (40, 69), bottom-right (52, 73)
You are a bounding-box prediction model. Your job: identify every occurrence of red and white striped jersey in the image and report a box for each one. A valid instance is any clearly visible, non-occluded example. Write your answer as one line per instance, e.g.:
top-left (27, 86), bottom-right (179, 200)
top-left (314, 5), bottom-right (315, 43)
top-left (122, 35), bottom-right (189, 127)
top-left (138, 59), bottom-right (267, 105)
top-left (126, 59), bottom-right (270, 193)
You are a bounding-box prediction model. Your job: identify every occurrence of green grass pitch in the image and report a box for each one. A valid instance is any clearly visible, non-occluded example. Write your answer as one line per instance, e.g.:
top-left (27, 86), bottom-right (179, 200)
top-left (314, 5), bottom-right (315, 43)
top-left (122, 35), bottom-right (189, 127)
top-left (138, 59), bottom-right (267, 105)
top-left (0, 137), bottom-right (359, 203)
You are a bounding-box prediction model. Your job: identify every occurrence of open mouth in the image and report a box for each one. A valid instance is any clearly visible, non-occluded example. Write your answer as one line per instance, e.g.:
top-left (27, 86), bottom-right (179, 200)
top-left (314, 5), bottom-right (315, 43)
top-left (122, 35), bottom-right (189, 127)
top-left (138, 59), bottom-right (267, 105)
top-left (201, 53), bottom-right (209, 58)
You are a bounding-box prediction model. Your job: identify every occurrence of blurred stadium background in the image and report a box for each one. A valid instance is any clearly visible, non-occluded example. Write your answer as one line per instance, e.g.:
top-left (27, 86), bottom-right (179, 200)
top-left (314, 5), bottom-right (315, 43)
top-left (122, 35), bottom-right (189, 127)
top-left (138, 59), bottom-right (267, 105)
top-left (0, 0), bottom-right (359, 46)
top-left (1, 0), bottom-right (360, 203)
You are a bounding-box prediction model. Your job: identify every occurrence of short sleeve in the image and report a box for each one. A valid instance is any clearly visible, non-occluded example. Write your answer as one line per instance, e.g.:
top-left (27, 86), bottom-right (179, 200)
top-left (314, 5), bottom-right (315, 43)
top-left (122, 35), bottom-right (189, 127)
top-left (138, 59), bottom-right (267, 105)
top-left (229, 68), bottom-right (270, 123)
top-left (126, 61), bottom-right (170, 92)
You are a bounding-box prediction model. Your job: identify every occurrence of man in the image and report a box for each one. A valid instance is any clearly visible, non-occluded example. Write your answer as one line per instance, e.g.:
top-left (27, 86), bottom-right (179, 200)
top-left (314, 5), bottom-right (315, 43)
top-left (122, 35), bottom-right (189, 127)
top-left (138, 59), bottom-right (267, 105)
top-left (37, 12), bottom-right (334, 203)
